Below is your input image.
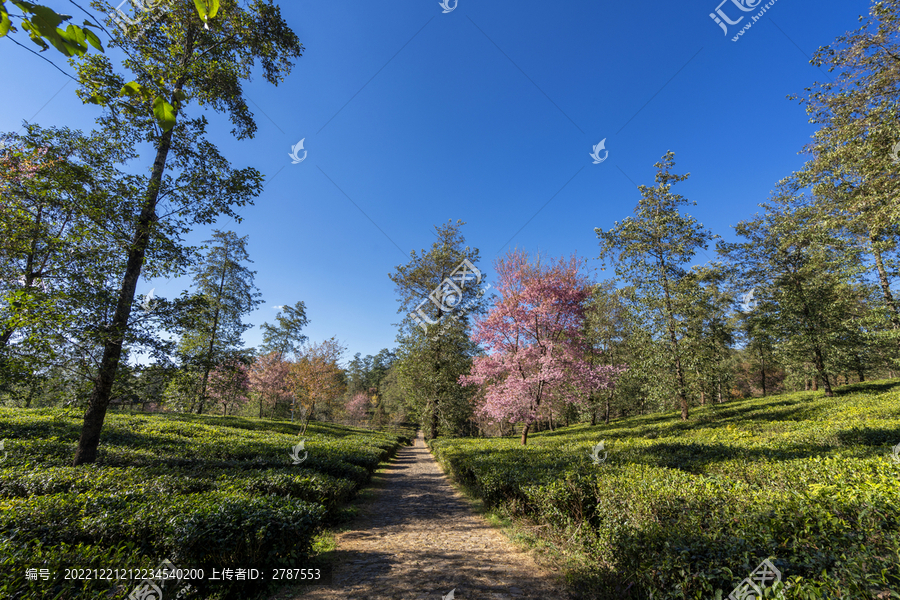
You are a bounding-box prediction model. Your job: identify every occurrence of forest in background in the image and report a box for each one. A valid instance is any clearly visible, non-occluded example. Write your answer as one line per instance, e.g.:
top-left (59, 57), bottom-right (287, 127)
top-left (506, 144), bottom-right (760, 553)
top-left (1, 0), bottom-right (899, 455)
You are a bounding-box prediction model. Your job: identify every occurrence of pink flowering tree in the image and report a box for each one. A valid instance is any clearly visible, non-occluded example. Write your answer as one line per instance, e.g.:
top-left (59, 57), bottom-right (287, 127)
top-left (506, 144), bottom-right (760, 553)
top-left (345, 391), bottom-right (370, 425)
top-left (208, 361), bottom-right (251, 416)
top-left (459, 249), bottom-right (625, 444)
top-left (249, 352), bottom-right (292, 419)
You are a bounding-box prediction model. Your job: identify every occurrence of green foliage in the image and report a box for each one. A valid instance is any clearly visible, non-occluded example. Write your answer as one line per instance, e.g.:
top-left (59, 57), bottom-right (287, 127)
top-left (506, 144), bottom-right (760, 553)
top-left (431, 381), bottom-right (900, 599)
top-left (0, 408), bottom-right (403, 599)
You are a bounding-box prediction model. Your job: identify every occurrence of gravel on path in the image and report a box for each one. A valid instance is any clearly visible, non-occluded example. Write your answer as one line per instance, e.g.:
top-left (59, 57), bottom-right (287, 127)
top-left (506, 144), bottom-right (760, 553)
top-left (272, 431), bottom-right (571, 600)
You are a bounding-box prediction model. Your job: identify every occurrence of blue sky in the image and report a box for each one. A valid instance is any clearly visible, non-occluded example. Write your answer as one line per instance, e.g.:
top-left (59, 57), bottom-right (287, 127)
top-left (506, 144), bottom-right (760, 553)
top-left (1, 0), bottom-right (868, 363)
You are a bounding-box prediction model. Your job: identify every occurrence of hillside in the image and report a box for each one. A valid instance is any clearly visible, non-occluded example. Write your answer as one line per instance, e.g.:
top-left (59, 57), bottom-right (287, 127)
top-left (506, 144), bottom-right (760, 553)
top-left (0, 409), bottom-right (411, 600)
top-left (431, 381), bottom-right (900, 599)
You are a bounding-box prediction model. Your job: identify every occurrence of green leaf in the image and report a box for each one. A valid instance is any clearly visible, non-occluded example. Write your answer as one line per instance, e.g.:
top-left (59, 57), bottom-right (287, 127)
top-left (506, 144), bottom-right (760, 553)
top-left (152, 96), bottom-right (177, 132)
top-left (83, 27), bottom-right (102, 51)
top-left (119, 81), bottom-right (153, 103)
top-left (0, 3), bottom-right (10, 38)
top-left (193, 0), bottom-right (219, 27)
top-left (86, 93), bottom-right (109, 106)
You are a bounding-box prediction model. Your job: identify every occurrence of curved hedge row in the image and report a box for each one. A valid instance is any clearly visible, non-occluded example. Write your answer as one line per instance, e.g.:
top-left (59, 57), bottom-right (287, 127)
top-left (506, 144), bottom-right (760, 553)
top-left (0, 409), bottom-right (405, 600)
top-left (431, 382), bottom-right (900, 599)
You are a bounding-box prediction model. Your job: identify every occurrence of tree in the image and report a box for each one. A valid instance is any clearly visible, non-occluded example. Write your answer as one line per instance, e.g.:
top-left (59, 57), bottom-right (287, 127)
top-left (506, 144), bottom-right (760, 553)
top-left (69, 0), bottom-right (302, 464)
top-left (718, 192), bottom-right (866, 398)
top-left (595, 151), bottom-right (716, 420)
top-left (584, 281), bottom-right (635, 424)
top-left (788, 1), bottom-right (900, 357)
top-left (345, 391), bottom-right (369, 425)
top-left (259, 301), bottom-right (309, 357)
top-left (390, 220), bottom-right (484, 439)
top-left (248, 351), bottom-right (291, 419)
top-left (207, 359), bottom-right (250, 416)
top-left (181, 230), bottom-right (262, 414)
top-left (287, 338), bottom-right (346, 434)
top-left (459, 249), bottom-right (623, 445)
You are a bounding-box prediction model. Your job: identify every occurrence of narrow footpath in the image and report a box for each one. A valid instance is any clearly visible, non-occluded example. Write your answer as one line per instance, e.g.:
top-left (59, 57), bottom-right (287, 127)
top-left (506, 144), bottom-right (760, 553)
top-left (277, 431), bottom-right (570, 600)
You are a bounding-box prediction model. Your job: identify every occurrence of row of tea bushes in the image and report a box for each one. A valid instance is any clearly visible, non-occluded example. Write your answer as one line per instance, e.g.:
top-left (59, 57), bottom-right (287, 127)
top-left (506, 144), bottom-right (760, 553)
top-left (0, 409), bottom-right (407, 599)
top-left (431, 381), bottom-right (900, 599)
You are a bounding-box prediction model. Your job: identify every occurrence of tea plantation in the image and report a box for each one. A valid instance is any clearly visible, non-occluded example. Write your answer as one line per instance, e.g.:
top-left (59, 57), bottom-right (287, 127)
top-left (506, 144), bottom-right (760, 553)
top-left (430, 381), bottom-right (900, 600)
top-left (0, 409), bottom-right (412, 600)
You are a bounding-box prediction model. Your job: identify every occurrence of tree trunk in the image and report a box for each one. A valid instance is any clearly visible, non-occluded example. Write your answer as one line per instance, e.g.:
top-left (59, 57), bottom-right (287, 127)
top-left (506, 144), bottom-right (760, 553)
top-left (72, 72), bottom-right (194, 466)
top-left (660, 270), bottom-right (689, 420)
top-left (520, 422), bottom-right (530, 445)
top-left (198, 241), bottom-right (231, 414)
top-left (429, 402), bottom-right (439, 439)
top-left (604, 395), bottom-right (610, 424)
top-left (812, 376), bottom-right (818, 391)
top-left (870, 232), bottom-right (900, 353)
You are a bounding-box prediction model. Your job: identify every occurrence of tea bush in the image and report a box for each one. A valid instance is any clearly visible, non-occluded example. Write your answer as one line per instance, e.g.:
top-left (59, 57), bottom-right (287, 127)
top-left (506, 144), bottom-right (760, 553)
top-left (431, 381), bottom-right (900, 600)
top-left (0, 409), bottom-right (406, 599)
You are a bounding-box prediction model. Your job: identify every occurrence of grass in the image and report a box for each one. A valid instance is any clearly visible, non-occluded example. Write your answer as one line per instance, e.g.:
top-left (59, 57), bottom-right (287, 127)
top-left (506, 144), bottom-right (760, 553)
top-left (0, 408), bottom-right (410, 600)
top-left (430, 380), bottom-right (900, 600)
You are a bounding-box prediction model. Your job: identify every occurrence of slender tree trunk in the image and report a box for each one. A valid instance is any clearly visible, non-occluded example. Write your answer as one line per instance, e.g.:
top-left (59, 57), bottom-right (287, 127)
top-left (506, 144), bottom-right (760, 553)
top-left (870, 232), bottom-right (900, 353)
top-left (72, 68), bottom-right (195, 466)
top-left (520, 422), bottom-right (530, 445)
top-left (812, 376), bottom-right (818, 391)
top-left (758, 348), bottom-right (767, 397)
top-left (604, 395), bottom-right (610, 424)
top-left (0, 205), bottom-right (47, 350)
top-left (198, 243), bottom-right (230, 414)
top-left (662, 278), bottom-right (689, 419)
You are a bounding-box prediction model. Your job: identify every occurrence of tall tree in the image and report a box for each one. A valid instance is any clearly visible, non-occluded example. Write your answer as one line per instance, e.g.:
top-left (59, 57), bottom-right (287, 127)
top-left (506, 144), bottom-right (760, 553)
top-left (719, 192), bottom-right (865, 398)
top-left (788, 1), bottom-right (900, 355)
top-left (460, 250), bottom-right (623, 445)
top-left (71, 0), bottom-right (302, 465)
top-left (389, 220), bottom-right (483, 439)
top-left (259, 301), bottom-right (309, 357)
top-left (595, 152), bottom-right (716, 420)
top-left (183, 230), bottom-right (262, 414)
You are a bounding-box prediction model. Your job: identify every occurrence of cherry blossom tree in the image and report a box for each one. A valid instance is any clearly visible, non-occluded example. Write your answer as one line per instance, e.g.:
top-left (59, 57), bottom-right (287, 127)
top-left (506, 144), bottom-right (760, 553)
top-left (345, 391), bottom-right (370, 425)
top-left (248, 351), bottom-right (292, 419)
top-left (287, 338), bottom-right (347, 434)
top-left (459, 249), bottom-right (625, 444)
top-left (208, 361), bottom-right (250, 416)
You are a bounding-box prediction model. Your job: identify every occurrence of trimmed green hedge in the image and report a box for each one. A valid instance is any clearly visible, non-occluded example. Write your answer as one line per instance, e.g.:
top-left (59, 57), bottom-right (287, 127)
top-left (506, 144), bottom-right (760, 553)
top-left (0, 410), bottom-right (405, 599)
top-left (431, 381), bottom-right (900, 600)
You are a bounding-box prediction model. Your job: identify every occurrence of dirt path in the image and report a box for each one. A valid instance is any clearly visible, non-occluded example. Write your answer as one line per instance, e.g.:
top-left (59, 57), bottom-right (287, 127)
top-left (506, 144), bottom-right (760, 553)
top-left (275, 431), bottom-right (570, 600)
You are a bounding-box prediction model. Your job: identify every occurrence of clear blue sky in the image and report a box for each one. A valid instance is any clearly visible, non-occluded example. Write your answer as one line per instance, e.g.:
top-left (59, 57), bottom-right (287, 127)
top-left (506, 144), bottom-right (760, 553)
top-left (1, 0), bottom-right (868, 362)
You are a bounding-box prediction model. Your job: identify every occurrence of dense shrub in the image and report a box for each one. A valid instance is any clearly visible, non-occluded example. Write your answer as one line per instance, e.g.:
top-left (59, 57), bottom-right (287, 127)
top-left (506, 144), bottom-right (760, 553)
top-left (431, 380), bottom-right (900, 600)
top-left (0, 410), bottom-right (405, 599)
